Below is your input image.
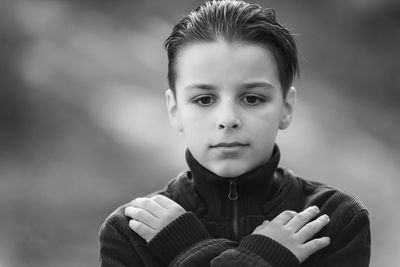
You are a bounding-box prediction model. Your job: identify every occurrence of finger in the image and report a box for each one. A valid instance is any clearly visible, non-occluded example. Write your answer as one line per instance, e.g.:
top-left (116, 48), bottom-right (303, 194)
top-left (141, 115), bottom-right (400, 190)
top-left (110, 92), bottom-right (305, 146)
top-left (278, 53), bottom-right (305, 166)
top-left (285, 206), bottom-right (320, 230)
top-left (252, 220), bottom-right (270, 234)
top-left (272, 210), bottom-right (297, 225)
top-left (151, 194), bottom-right (182, 210)
top-left (128, 219), bottom-right (158, 242)
top-left (255, 219), bottom-right (270, 229)
top-left (296, 214), bottom-right (330, 242)
top-left (130, 197), bottom-right (165, 217)
top-left (125, 206), bottom-right (161, 230)
top-left (261, 219), bottom-right (270, 225)
top-left (301, 236), bottom-right (330, 260)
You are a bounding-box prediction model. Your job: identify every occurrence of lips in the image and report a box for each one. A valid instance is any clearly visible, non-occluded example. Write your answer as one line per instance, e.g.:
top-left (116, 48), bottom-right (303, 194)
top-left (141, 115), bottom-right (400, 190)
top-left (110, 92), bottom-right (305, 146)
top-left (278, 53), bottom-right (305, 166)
top-left (211, 142), bottom-right (249, 148)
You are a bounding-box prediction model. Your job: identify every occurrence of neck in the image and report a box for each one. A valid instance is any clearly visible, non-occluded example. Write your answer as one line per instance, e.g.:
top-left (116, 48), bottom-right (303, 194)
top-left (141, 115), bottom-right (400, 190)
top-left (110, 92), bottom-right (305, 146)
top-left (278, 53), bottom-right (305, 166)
top-left (185, 145), bottom-right (281, 220)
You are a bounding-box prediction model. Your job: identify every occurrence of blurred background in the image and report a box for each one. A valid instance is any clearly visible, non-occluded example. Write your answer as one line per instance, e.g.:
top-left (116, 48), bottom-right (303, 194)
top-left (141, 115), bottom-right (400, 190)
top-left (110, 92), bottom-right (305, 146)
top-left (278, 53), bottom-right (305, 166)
top-left (0, 0), bottom-right (399, 266)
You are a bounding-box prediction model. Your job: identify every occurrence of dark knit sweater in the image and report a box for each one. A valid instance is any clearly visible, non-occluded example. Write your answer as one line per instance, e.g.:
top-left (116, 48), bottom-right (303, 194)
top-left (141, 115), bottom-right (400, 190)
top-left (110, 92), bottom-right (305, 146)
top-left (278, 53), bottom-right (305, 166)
top-left (99, 145), bottom-right (370, 266)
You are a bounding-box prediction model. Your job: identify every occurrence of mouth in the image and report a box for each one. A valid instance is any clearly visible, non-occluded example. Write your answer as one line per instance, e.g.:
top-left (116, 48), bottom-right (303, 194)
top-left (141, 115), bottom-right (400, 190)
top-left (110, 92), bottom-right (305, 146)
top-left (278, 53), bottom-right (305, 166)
top-left (210, 142), bottom-right (249, 148)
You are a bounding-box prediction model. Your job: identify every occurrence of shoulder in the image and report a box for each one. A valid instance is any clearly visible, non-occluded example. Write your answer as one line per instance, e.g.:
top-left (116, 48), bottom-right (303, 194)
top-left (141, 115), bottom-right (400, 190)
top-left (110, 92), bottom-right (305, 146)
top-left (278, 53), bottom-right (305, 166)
top-left (297, 176), bottom-right (369, 240)
top-left (281, 169), bottom-right (370, 251)
top-left (102, 202), bottom-right (130, 231)
top-left (99, 181), bottom-right (171, 247)
top-left (277, 170), bottom-right (371, 264)
top-left (155, 171), bottom-right (206, 214)
top-left (301, 177), bottom-right (367, 216)
top-left (99, 201), bottom-right (146, 246)
top-left (278, 167), bottom-right (369, 223)
top-left (99, 172), bottom-right (194, 244)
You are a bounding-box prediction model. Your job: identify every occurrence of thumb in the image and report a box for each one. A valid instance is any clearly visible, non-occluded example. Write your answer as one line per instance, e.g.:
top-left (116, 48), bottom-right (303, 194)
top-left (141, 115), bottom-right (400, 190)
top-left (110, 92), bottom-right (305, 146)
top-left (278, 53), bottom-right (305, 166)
top-left (252, 219), bottom-right (270, 233)
top-left (151, 194), bottom-right (183, 210)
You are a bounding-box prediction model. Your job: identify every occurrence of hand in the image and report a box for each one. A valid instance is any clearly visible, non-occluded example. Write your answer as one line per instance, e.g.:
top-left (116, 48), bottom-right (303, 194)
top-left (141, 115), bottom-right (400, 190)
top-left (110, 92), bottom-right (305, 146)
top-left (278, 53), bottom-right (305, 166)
top-left (124, 194), bottom-right (186, 242)
top-left (252, 206), bottom-right (330, 263)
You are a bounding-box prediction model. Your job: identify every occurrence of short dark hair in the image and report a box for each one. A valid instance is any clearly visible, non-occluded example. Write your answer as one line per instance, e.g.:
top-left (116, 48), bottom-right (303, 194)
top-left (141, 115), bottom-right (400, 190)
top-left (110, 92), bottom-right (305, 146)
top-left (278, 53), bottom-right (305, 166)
top-left (164, 0), bottom-right (299, 97)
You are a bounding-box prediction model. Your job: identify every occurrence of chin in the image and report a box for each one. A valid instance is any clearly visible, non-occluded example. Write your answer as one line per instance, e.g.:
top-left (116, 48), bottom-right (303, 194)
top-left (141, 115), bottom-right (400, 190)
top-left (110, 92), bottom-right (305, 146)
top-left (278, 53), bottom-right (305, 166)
top-left (212, 165), bottom-right (249, 178)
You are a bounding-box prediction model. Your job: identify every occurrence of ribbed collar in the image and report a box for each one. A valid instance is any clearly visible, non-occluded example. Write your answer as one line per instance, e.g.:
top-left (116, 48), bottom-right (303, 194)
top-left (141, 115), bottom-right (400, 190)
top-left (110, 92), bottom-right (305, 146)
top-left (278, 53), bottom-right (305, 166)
top-left (185, 145), bottom-right (281, 220)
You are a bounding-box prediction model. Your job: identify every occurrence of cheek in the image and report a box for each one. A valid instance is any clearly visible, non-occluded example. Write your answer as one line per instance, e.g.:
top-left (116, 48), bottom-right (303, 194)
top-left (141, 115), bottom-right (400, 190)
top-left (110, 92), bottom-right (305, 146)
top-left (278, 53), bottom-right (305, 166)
top-left (180, 107), bottom-right (212, 129)
top-left (251, 125), bottom-right (279, 144)
top-left (246, 108), bottom-right (282, 129)
top-left (244, 113), bottom-right (282, 144)
top-left (180, 112), bottom-right (207, 140)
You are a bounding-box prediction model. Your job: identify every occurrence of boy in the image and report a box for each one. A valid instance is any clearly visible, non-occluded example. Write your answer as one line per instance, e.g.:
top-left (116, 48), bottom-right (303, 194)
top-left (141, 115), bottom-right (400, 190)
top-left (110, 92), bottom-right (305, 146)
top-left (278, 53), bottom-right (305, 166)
top-left (99, 1), bottom-right (371, 266)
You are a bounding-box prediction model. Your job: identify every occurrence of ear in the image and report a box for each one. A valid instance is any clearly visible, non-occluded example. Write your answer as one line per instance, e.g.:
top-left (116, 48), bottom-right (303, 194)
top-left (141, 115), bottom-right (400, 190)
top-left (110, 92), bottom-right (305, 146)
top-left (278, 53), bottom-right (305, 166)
top-left (279, 86), bottom-right (296, 130)
top-left (165, 89), bottom-right (183, 132)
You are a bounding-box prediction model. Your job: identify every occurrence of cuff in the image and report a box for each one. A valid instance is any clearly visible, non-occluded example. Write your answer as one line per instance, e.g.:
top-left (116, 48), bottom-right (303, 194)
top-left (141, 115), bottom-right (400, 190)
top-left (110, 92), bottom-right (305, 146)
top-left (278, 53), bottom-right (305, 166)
top-left (147, 212), bottom-right (211, 264)
top-left (239, 234), bottom-right (300, 267)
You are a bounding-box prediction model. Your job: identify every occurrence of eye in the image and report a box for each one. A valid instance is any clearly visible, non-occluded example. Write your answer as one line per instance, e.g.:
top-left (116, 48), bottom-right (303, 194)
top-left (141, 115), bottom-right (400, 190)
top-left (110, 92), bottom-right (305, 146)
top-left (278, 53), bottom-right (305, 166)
top-left (242, 95), bottom-right (266, 105)
top-left (192, 96), bottom-right (215, 106)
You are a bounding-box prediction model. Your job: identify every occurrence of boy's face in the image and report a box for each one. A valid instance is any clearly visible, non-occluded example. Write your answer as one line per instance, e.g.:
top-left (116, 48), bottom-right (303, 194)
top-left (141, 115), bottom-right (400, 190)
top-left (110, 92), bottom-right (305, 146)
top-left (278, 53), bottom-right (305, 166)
top-left (166, 41), bottom-right (295, 178)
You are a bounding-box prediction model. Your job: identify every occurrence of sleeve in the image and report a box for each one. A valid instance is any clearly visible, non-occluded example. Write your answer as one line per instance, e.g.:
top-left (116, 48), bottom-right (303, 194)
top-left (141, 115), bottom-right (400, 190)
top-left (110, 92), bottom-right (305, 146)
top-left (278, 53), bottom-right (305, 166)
top-left (99, 218), bottom-right (145, 267)
top-left (311, 209), bottom-right (371, 267)
top-left (147, 212), bottom-right (300, 267)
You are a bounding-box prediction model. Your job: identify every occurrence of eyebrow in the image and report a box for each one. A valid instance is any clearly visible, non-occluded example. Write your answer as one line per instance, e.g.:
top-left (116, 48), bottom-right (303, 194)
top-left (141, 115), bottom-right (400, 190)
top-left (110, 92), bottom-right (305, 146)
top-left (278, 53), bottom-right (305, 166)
top-left (184, 84), bottom-right (216, 90)
top-left (184, 81), bottom-right (274, 91)
top-left (240, 82), bottom-right (275, 90)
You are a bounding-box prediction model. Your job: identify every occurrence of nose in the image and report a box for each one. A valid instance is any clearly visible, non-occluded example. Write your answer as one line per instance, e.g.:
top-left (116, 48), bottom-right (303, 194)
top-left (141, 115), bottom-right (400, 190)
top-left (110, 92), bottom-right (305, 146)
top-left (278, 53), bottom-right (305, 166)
top-left (216, 101), bottom-right (242, 130)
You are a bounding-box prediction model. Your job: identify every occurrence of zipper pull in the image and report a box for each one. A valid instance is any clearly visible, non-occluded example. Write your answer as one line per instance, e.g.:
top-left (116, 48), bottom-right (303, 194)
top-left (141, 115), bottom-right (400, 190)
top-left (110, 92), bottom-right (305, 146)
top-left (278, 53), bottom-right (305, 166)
top-left (228, 180), bottom-right (238, 200)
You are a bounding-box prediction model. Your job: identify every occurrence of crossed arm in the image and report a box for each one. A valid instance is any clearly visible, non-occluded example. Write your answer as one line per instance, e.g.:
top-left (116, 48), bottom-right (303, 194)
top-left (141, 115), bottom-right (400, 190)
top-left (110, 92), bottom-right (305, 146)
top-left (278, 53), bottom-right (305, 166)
top-left (124, 194), bottom-right (331, 266)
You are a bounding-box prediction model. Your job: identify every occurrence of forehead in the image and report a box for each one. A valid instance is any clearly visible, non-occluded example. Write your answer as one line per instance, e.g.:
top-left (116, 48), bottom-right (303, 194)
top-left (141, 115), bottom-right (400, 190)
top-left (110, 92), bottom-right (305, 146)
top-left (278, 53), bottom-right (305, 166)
top-left (174, 40), bottom-right (281, 91)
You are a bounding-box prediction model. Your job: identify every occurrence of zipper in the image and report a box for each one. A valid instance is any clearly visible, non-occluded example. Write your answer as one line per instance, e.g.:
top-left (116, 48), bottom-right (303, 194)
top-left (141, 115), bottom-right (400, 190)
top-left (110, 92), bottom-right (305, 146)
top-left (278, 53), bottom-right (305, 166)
top-left (228, 179), bottom-right (239, 239)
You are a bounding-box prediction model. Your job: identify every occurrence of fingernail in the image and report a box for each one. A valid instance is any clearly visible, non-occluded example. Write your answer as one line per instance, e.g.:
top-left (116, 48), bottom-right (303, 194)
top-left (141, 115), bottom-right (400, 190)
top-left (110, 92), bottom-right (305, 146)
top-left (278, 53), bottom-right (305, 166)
top-left (124, 206), bottom-right (132, 215)
top-left (310, 206), bottom-right (319, 212)
top-left (321, 214), bottom-right (330, 221)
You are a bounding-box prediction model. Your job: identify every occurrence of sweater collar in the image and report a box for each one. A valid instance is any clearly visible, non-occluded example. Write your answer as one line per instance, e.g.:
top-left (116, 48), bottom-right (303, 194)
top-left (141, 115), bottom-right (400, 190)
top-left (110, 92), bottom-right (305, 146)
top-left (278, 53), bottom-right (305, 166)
top-left (185, 145), bottom-right (281, 220)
